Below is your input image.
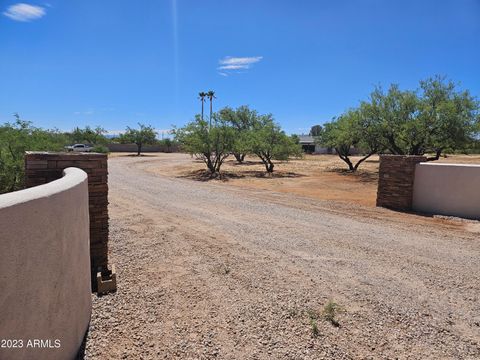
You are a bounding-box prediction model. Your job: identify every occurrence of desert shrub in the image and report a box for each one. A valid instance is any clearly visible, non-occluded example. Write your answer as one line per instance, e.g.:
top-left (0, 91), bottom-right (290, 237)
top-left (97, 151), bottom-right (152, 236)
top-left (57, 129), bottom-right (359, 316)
top-left (91, 145), bottom-right (110, 154)
top-left (322, 300), bottom-right (344, 327)
top-left (0, 116), bottom-right (68, 194)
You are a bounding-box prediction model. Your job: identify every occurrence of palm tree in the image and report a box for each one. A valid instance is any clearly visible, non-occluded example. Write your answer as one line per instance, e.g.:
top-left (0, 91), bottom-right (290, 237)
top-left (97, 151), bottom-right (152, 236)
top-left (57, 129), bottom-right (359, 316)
top-left (206, 90), bottom-right (216, 127)
top-left (198, 92), bottom-right (207, 121)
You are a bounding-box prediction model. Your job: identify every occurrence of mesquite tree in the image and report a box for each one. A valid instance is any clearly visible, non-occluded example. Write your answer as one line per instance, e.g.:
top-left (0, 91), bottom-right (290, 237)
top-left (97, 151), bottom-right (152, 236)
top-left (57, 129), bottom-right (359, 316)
top-left (310, 125), bottom-right (322, 136)
top-left (71, 126), bottom-right (108, 145)
top-left (247, 115), bottom-right (302, 173)
top-left (320, 76), bottom-right (479, 171)
top-left (219, 105), bottom-right (257, 163)
top-left (174, 115), bottom-right (235, 175)
top-left (320, 109), bottom-right (383, 172)
top-left (119, 123), bottom-right (157, 155)
top-left (367, 76), bottom-right (479, 160)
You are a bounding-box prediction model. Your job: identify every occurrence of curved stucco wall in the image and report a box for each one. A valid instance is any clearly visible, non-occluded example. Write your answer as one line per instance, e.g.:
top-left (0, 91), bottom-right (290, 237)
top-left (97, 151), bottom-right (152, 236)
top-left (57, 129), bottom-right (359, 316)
top-left (0, 167), bottom-right (91, 360)
top-left (412, 163), bottom-right (480, 220)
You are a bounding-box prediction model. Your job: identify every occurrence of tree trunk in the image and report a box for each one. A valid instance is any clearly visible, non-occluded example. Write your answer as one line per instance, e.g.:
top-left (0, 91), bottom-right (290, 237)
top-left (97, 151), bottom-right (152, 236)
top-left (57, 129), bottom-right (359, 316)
top-left (261, 157), bottom-right (274, 173)
top-left (137, 143), bottom-right (142, 156)
top-left (335, 147), bottom-right (355, 171)
top-left (206, 157), bottom-right (215, 173)
top-left (233, 153), bottom-right (245, 163)
top-left (256, 152), bottom-right (274, 173)
top-left (267, 161), bottom-right (274, 173)
top-left (201, 100), bottom-right (204, 121)
top-left (426, 148), bottom-right (443, 161)
top-left (215, 157), bottom-right (222, 173)
top-left (410, 143), bottom-right (423, 156)
top-left (386, 134), bottom-right (404, 155)
top-left (353, 152), bottom-right (375, 171)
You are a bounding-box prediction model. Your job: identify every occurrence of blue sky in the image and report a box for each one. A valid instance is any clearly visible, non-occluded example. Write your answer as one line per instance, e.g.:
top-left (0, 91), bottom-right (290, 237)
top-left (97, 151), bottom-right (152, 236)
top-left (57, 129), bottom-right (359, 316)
top-left (0, 0), bottom-right (479, 135)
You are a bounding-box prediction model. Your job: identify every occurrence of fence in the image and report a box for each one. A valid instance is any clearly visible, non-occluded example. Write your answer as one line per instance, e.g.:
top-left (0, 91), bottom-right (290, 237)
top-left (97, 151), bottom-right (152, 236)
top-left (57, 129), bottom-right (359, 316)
top-left (24, 152), bottom-right (110, 290)
top-left (377, 155), bottom-right (480, 220)
top-left (0, 168), bottom-right (91, 360)
top-left (106, 143), bottom-right (180, 153)
top-left (412, 163), bottom-right (480, 219)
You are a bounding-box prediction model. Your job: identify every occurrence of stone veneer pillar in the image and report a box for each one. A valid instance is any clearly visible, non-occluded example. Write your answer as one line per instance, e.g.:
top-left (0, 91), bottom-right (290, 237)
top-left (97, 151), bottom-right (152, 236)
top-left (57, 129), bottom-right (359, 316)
top-left (376, 155), bottom-right (427, 211)
top-left (24, 152), bottom-right (109, 291)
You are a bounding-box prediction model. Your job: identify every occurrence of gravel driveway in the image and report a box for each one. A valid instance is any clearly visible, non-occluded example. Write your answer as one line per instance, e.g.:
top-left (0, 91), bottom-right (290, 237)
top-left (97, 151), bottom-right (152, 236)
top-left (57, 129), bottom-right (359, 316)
top-left (84, 154), bottom-right (480, 359)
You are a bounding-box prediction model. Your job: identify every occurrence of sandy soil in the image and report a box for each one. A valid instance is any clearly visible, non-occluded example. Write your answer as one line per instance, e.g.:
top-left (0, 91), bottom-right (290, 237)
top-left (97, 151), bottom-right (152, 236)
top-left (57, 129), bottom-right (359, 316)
top-left (136, 153), bottom-right (480, 207)
top-left (84, 154), bottom-right (480, 359)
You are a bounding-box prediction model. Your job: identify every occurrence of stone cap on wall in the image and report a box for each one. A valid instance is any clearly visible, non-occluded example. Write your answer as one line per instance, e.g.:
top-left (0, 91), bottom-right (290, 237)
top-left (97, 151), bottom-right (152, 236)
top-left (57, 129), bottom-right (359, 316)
top-left (0, 167), bottom-right (88, 208)
top-left (377, 154), bottom-right (428, 159)
top-left (415, 162), bottom-right (480, 168)
top-left (26, 151), bottom-right (107, 157)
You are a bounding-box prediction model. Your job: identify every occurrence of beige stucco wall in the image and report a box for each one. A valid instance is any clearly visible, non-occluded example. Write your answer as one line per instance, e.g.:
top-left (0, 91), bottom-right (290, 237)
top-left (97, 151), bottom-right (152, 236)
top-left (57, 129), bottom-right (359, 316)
top-left (0, 167), bottom-right (91, 360)
top-left (412, 163), bottom-right (480, 220)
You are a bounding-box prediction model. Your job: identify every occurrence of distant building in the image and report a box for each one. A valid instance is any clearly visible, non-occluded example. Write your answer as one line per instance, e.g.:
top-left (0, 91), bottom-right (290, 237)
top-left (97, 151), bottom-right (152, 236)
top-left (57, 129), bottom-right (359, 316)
top-left (298, 135), bottom-right (334, 154)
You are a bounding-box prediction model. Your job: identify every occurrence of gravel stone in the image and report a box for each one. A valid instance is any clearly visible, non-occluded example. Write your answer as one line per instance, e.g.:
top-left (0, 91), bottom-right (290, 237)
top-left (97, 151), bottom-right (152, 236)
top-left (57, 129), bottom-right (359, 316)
top-left (83, 155), bottom-right (480, 359)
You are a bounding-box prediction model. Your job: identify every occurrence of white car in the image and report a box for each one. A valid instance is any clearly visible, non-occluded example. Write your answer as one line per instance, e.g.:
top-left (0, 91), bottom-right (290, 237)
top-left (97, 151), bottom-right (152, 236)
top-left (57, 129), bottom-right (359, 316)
top-left (65, 144), bottom-right (92, 152)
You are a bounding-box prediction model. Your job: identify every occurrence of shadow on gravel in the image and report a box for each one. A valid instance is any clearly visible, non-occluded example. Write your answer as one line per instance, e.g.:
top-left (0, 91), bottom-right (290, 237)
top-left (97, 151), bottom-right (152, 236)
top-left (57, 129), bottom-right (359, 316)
top-left (178, 169), bottom-right (305, 182)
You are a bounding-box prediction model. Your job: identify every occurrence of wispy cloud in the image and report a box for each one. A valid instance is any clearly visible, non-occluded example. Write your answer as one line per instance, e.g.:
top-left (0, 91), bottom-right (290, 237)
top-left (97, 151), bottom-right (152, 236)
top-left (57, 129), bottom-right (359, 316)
top-left (3, 3), bottom-right (46, 22)
top-left (217, 56), bottom-right (263, 75)
top-left (74, 109), bottom-right (94, 116)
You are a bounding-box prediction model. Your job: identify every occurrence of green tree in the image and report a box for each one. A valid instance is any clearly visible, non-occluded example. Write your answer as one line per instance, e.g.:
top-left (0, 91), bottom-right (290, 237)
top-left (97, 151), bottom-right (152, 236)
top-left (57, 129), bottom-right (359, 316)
top-left (174, 115), bottom-right (235, 175)
top-left (159, 138), bottom-right (173, 152)
top-left (368, 76), bottom-right (479, 160)
top-left (417, 76), bottom-right (479, 160)
top-left (309, 125), bottom-right (322, 136)
top-left (320, 108), bottom-right (383, 172)
top-left (70, 125), bottom-right (107, 145)
top-left (0, 115), bottom-right (68, 193)
top-left (219, 105), bottom-right (257, 163)
top-left (247, 115), bottom-right (302, 173)
top-left (119, 123), bottom-right (157, 156)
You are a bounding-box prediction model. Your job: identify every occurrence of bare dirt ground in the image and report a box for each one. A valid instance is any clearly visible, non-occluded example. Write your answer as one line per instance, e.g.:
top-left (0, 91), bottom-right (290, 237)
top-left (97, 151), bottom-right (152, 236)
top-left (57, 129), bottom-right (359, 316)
top-left (138, 153), bottom-right (480, 207)
top-left (85, 153), bottom-right (480, 359)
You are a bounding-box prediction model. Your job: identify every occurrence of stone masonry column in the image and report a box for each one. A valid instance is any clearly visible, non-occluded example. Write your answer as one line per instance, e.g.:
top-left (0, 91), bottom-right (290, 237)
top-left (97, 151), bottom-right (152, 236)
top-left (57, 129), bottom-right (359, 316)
top-left (376, 155), bottom-right (427, 211)
top-left (25, 152), bottom-right (109, 291)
